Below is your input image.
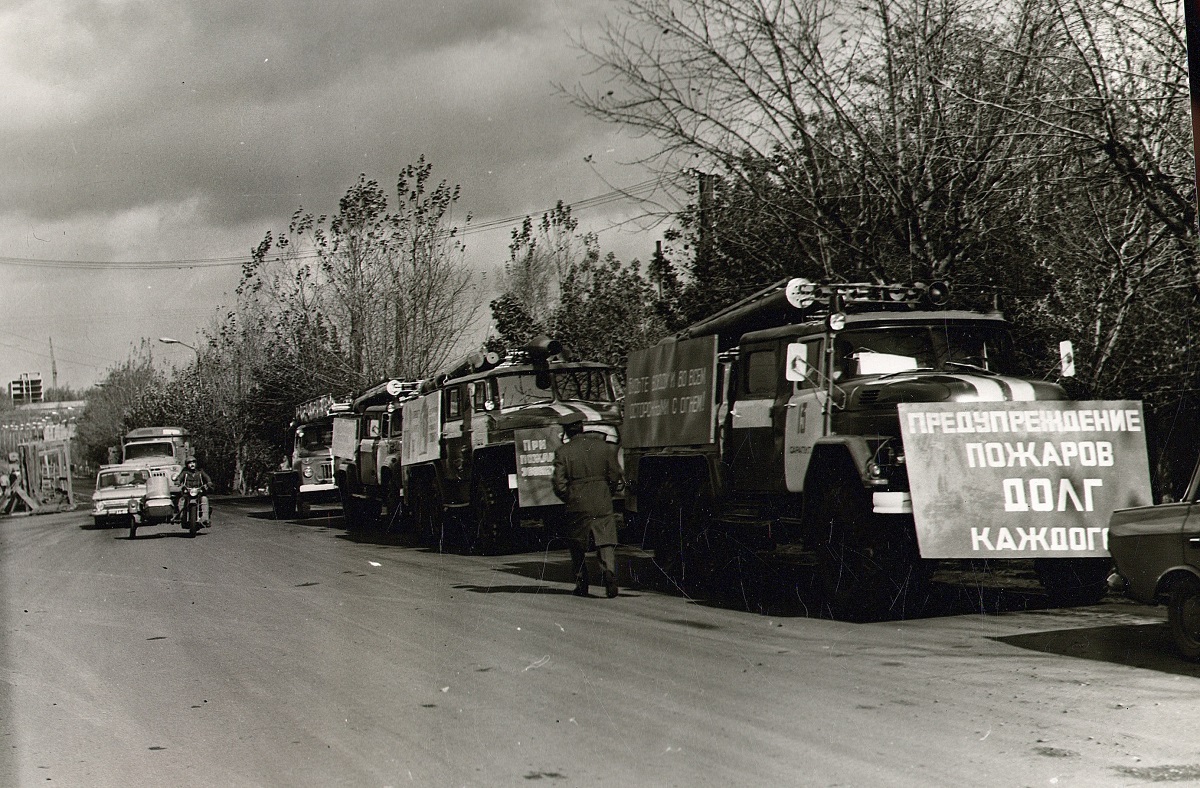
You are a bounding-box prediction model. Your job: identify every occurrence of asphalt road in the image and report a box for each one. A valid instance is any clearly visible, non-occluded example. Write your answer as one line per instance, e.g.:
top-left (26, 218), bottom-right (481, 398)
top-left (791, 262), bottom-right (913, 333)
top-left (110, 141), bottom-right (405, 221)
top-left (2, 499), bottom-right (1199, 787)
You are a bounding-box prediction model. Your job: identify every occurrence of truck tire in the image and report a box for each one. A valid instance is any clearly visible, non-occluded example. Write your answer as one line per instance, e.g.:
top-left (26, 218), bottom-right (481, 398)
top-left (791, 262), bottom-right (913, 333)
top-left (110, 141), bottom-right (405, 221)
top-left (272, 494), bottom-right (296, 520)
top-left (384, 476), bottom-right (404, 531)
top-left (469, 472), bottom-right (514, 555)
top-left (411, 472), bottom-right (445, 550)
top-left (1034, 557), bottom-right (1110, 607)
top-left (648, 477), bottom-right (713, 595)
top-left (812, 481), bottom-right (930, 622)
top-left (296, 496), bottom-right (311, 518)
top-left (1168, 576), bottom-right (1200, 662)
top-left (345, 496), bottom-right (380, 531)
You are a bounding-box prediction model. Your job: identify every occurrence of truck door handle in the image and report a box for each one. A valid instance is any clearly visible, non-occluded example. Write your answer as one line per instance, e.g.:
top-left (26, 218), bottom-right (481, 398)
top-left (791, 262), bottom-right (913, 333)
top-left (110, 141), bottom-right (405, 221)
top-left (1189, 537), bottom-right (1200, 549)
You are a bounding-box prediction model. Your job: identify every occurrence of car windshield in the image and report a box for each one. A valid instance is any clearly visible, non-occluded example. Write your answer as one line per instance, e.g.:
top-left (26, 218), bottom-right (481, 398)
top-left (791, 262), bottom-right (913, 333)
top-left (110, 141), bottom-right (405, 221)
top-left (833, 323), bottom-right (1019, 382)
top-left (97, 469), bottom-right (149, 489)
top-left (495, 370), bottom-right (615, 408)
top-left (296, 422), bottom-right (334, 456)
top-left (124, 442), bottom-right (175, 461)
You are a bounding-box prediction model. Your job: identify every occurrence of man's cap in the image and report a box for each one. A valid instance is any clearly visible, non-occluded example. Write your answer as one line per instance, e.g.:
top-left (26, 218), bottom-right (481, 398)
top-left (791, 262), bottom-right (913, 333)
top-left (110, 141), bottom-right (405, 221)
top-left (560, 412), bottom-right (586, 426)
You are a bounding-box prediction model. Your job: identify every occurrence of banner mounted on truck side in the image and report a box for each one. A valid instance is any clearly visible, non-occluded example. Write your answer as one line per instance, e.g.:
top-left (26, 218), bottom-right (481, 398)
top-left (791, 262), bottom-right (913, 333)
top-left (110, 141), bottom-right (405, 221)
top-left (899, 401), bottom-right (1152, 559)
top-left (624, 336), bottom-right (718, 449)
top-left (400, 392), bottom-right (442, 466)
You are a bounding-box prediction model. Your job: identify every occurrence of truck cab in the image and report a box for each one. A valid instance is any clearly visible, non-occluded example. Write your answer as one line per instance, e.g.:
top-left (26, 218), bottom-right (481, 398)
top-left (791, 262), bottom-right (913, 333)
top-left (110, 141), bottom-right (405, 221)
top-left (400, 342), bottom-right (622, 553)
top-left (333, 379), bottom-right (421, 530)
top-left (121, 427), bottom-right (190, 493)
top-left (270, 396), bottom-right (348, 518)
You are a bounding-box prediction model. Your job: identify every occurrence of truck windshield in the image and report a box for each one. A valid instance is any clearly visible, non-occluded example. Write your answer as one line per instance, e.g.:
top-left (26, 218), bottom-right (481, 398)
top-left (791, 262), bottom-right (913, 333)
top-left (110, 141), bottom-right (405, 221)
top-left (553, 369), bottom-right (615, 402)
top-left (296, 422), bottom-right (334, 456)
top-left (833, 323), bottom-right (1019, 381)
top-left (124, 442), bottom-right (175, 461)
top-left (496, 373), bottom-right (553, 407)
top-left (496, 370), bottom-right (616, 408)
top-left (97, 469), bottom-right (149, 489)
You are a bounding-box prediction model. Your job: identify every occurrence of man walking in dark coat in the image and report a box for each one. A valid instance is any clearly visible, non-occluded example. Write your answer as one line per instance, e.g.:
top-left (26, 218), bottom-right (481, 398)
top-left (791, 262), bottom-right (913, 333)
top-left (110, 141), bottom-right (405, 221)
top-left (552, 412), bottom-right (624, 598)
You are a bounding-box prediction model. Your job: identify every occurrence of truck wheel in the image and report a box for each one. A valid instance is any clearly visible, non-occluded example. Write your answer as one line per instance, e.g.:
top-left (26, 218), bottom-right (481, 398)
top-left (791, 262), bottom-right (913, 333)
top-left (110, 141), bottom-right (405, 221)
top-left (469, 472), bottom-right (515, 555)
top-left (92, 516), bottom-right (106, 529)
top-left (412, 473), bottom-right (445, 550)
top-left (1168, 577), bottom-right (1200, 662)
top-left (384, 477), bottom-right (405, 532)
top-left (648, 478), bottom-right (713, 595)
top-left (296, 496), bottom-right (311, 518)
top-left (1034, 558), bottom-right (1110, 606)
top-left (813, 482), bottom-right (930, 622)
top-left (272, 495), bottom-right (296, 520)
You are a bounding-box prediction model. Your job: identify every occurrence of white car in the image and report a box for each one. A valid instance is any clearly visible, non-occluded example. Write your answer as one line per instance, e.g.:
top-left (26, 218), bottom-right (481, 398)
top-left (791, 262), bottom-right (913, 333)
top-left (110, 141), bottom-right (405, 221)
top-left (91, 465), bottom-right (150, 527)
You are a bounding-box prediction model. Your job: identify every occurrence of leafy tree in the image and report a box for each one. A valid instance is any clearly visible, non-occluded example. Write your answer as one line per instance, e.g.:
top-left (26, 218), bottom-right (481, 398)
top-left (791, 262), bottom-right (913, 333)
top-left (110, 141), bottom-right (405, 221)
top-left (246, 160), bottom-right (479, 388)
top-left (76, 344), bottom-right (164, 467)
top-left (489, 204), bottom-right (669, 370)
top-left (386, 157), bottom-right (479, 379)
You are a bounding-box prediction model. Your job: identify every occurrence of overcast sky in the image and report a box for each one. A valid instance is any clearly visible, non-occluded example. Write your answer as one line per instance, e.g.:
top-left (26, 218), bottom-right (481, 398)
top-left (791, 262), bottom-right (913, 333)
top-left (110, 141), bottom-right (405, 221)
top-left (0, 0), bottom-right (670, 393)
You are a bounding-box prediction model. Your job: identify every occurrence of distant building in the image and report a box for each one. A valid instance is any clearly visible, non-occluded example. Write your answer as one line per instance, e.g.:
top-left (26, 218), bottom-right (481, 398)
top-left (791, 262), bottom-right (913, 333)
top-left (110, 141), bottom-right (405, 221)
top-left (9, 373), bottom-right (44, 405)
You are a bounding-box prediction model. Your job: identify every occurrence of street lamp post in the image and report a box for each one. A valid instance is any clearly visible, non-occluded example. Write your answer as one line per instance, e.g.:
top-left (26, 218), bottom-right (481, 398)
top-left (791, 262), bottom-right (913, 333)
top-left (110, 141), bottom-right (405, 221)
top-left (158, 337), bottom-right (198, 355)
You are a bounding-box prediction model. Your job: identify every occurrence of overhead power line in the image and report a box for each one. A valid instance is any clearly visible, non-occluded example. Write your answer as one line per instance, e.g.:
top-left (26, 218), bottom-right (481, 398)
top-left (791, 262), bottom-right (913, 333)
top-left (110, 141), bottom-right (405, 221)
top-left (0, 178), bottom-right (669, 271)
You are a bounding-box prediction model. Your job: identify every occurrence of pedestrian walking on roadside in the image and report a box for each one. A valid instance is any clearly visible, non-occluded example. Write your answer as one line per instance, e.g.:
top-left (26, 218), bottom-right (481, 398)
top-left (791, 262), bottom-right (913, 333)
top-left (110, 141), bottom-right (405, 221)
top-left (552, 412), bottom-right (624, 598)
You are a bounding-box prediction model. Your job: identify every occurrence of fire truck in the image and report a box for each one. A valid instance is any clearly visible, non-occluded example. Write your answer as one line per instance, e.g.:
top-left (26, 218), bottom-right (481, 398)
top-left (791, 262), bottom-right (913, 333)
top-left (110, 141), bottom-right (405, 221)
top-left (400, 338), bottom-right (622, 554)
top-left (623, 279), bottom-right (1152, 619)
top-left (332, 378), bottom-right (422, 529)
top-left (270, 395), bottom-right (348, 518)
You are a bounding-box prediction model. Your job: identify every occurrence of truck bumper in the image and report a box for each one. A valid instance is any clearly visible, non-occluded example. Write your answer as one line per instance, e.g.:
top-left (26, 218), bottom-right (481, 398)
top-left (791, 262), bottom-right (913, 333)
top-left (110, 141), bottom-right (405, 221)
top-left (873, 491), bottom-right (912, 514)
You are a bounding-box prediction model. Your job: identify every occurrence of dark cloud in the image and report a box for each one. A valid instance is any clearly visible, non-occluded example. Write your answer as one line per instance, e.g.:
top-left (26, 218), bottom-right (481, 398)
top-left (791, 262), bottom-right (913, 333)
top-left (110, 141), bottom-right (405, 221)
top-left (0, 0), bottom-right (658, 388)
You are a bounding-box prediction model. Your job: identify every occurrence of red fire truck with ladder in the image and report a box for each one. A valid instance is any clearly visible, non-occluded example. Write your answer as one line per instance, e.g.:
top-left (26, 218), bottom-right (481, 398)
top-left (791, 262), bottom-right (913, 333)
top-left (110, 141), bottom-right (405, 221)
top-left (623, 279), bottom-right (1153, 620)
top-left (399, 338), bottom-right (622, 554)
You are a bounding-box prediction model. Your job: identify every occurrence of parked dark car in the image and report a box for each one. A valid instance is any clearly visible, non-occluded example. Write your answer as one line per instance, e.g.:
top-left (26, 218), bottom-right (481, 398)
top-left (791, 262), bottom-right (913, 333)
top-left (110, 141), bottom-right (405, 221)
top-left (1108, 458), bottom-right (1200, 660)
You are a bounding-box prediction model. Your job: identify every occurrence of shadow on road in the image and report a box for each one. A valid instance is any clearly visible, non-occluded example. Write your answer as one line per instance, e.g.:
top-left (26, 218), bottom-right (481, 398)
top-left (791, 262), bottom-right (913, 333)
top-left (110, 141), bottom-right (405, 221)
top-left (490, 549), bottom-right (1074, 623)
top-left (123, 531), bottom-right (204, 540)
top-left (993, 621), bottom-right (1200, 677)
top-left (451, 584), bottom-right (583, 596)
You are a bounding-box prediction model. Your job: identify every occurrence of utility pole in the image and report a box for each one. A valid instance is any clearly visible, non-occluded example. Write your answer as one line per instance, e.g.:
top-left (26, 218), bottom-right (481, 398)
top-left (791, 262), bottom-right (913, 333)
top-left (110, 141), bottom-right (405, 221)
top-left (49, 338), bottom-right (57, 390)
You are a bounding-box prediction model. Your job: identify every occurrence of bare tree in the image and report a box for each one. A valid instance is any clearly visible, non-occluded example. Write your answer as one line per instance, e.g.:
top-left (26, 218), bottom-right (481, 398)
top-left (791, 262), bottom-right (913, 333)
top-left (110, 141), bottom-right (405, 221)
top-left (569, 0), bottom-right (1065, 284)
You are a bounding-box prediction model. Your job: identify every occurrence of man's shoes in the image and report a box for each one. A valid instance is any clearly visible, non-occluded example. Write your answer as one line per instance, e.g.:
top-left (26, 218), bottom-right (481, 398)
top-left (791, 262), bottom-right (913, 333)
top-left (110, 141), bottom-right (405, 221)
top-left (604, 573), bottom-right (619, 598)
top-left (572, 582), bottom-right (589, 597)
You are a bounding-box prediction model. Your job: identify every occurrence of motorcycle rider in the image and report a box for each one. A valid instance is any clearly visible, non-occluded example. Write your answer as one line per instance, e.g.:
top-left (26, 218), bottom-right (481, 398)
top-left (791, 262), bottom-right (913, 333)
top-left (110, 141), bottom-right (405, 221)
top-left (173, 456), bottom-right (214, 526)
